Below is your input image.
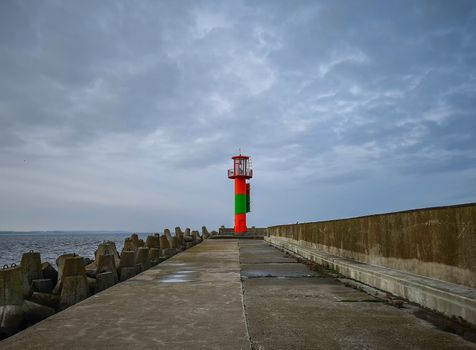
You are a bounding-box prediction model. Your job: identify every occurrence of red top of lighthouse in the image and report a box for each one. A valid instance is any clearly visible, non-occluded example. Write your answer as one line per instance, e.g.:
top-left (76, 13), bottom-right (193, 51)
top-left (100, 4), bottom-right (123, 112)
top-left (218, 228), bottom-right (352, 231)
top-left (228, 154), bottom-right (253, 179)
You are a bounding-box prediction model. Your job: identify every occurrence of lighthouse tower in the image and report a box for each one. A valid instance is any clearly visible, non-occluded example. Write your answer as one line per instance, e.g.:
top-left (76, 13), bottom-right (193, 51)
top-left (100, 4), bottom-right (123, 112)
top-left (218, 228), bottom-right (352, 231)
top-left (228, 154), bottom-right (253, 234)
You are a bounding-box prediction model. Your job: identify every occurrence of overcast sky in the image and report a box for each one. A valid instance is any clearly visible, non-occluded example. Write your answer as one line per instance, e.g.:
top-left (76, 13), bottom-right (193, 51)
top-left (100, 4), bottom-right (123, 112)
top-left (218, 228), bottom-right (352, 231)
top-left (0, 0), bottom-right (475, 231)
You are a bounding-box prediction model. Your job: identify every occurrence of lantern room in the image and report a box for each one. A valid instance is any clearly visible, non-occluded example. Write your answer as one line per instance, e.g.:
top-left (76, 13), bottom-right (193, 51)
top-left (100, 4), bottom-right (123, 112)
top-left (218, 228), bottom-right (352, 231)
top-left (228, 155), bottom-right (253, 179)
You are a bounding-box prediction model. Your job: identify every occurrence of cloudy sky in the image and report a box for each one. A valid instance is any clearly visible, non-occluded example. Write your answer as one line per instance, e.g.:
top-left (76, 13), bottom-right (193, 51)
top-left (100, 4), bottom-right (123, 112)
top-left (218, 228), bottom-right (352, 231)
top-left (0, 0), bottom-right (475, 231)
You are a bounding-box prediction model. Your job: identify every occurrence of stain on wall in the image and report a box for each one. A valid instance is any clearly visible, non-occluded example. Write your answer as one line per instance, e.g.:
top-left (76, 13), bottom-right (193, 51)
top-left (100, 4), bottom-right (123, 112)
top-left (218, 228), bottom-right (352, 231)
top-left (268, 203), bottom-right (476, 288)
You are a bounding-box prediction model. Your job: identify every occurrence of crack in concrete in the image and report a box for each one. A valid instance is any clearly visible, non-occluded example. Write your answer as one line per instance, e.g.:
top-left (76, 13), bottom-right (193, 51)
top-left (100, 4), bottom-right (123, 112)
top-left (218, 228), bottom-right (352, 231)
top-left (238, 242), bottom-right (260, 350)
top-left (240, 277), bottom-right (256, 350)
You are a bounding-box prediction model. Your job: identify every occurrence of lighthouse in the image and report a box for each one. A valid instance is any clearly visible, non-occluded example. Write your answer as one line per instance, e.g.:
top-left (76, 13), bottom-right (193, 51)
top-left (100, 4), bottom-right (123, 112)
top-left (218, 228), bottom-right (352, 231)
top-left (228, 154), bottom-right (253, 234)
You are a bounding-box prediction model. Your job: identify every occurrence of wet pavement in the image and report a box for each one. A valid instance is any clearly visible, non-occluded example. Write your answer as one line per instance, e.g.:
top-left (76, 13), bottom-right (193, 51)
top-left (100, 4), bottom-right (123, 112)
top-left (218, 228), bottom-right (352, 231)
top-left (0, 240), bottom-right (249, 350)
top-left (1, 239), bottom-right (475, 349)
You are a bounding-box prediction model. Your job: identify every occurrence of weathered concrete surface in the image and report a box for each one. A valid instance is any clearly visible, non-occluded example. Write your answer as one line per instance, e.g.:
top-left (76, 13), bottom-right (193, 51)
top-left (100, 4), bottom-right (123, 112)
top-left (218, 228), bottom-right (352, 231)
top-left (2, 240), bottom-right (475, 349)
top-left (240, 240), bottom-right (476, 350)
top-left (239, 243), bottom-right (295, 264)
top-left (0, 240), bottom-right (250, 350)
top-left (266, 235), bottom-right (476, 325)
top-left (241, 262), bottom-right (316, 278)
top-left (268, 203), bottom-right (476, 288)
top-left (0, 266), bottom-right (55, 338)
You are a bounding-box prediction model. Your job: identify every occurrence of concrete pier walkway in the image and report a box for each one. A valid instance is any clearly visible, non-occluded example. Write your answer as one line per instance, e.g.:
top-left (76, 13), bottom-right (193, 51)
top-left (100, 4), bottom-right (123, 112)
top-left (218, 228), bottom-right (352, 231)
top-left (1, 240), bottom-right (475, 349)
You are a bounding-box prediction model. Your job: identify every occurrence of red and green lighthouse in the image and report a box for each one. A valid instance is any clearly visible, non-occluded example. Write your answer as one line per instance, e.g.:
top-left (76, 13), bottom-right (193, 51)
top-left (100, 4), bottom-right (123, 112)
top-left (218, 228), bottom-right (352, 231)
top-left (228, 154), bottom-right (253, 233)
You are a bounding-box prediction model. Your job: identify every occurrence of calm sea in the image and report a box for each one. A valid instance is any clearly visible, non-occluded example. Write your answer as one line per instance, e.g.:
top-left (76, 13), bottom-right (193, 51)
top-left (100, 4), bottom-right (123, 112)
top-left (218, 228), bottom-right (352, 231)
top-left (0, 231), bottom-right (154, 267)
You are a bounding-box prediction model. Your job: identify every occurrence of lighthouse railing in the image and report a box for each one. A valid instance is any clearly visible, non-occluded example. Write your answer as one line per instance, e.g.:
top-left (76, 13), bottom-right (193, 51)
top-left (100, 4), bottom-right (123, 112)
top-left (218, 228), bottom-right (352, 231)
top-left (228, 169), bottom-right (253, 177)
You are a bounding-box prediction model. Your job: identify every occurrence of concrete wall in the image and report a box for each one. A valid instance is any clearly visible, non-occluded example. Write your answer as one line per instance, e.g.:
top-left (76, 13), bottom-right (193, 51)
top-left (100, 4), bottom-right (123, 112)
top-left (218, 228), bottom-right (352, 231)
top-left (268, 203), bottom-right (476, 288)
top-left (219, 227), bottom-right (268, 235)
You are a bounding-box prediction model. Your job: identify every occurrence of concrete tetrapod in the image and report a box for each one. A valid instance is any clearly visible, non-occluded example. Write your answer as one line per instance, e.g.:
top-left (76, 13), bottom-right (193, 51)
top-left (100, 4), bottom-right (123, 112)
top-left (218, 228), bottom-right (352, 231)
top-left (0, 265), bottom-right (55, 338)
top-left (184, 228), bottom-right (192, 239)
top-left (95, 241), bottom-right (120, 268)
top-left (20, 252), bottom-right (43, 284)
top-left (130, 233), bottom-right (145, 248)
top-left (29, 292), bottom-right (59, 310)
top-left (122, 234), bottom-right (145, 256)
top-left (160, 235), bottom-right (175, 258)
top-left (202, 226), bottom-right (210, 239)
top-left (145, 235), bottom-right (161, 264)
top-left (191, 230), bottom-right (202, 244)
top-left (145, 235), bottom-right (160, 249)
top-left (31, 279), bottom-right (53, 293)
top-left (122, 238), bottom-right (138, 255)
top-left (86, 276), bottom-right (96, 295)
top-left (0, 265), bottom-right (25, 336)
top-left (57, 256), bottom-right (88, 310)
top-left (164, 229), bottom-right (175, 247)
top-left (95, 272), bottom-right (115, 293)
top-left (53, 253), bottom-right (75, 294)
top-left (135, 247), bottom-right (150, 273)
top-left (95, 254), bottom-right (118, 293)
top-left (21, 252), bottom-right (54, 295)
top-left (118, 251), bottom-right (136, 281)
top-left (175, 227), bottom-right (185, 249)
top-left (41, 262), bottom-right (58, 287)
top-left (164, 229), bottom-right (178, 254)
top-left (130, 233), bottom-right (140, 245)
top-left (20, 252), bottom-right (43, 297)
top-left (159, 234), bottom-right (169, 249)
top-left (149, 248), bottom-right (160, 266)
top-left (96, 254), bottom-right (117, 277)
top-left (85, 261), bottom-right (98, 279)
top-left (183, 228), bottom-right (194, 248)
top-left (21, 299), bottom-right (55, 326)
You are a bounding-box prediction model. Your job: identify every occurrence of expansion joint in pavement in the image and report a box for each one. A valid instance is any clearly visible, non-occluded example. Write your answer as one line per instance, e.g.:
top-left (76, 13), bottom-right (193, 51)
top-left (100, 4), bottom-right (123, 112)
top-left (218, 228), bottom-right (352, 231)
top-left (239, 278), bottom-right (256, 350)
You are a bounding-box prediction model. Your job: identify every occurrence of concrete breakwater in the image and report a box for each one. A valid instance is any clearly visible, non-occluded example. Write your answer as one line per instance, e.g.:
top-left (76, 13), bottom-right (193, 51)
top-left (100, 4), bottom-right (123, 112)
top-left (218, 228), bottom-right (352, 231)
top-left (268, 203), bottom-right (476, 288)
top-left (0, 226), bottom-right (215, 339)
top-left (266, 203), bottom-right (476, 326)
top-left (2, 239), bottom-right (475, 349)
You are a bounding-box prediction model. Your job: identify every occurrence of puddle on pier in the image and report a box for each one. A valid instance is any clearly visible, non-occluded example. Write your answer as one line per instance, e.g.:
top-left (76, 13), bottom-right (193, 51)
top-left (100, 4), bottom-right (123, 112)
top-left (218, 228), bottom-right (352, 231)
top-left (166, 262), bottom-right (186, 266)
top-left (159, 276), bottom-right (190, 283)
top-left (158, 270), bottom-right (199, 283)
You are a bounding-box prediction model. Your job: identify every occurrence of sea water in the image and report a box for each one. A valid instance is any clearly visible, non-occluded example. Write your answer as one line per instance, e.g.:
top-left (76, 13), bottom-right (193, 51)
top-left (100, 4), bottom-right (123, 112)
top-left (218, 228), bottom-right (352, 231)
top-left (0, 231), bottom-right (152, 267)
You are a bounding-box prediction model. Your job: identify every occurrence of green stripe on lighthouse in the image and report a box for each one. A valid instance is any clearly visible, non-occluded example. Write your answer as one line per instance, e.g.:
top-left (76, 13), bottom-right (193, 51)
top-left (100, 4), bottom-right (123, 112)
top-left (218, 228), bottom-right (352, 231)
top-left (235, 194), bottom-right (247, 214)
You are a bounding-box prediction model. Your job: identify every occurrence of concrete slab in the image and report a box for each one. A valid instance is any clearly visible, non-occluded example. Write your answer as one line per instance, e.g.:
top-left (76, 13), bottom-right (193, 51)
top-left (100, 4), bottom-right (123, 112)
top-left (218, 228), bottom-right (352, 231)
top-left (238, 241), bottom-right (296, 264)
top-left (241, 263), bottom-right (318, 278)
top-left (0, 240), bottom-right (250, 350)
top-left (266, 235), bottom-right (476, 325)
top-left (241, 240), bottom-right (476, 350)
top-left (243, 277), bottom-right (475, 350)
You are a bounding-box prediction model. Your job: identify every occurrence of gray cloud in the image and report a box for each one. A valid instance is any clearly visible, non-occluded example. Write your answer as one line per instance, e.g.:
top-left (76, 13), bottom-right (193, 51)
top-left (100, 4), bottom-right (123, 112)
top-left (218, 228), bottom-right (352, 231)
top-left (0, 0), bottom-right (475, 230)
